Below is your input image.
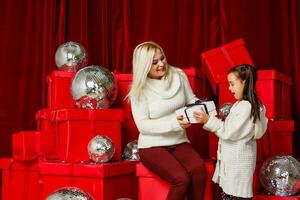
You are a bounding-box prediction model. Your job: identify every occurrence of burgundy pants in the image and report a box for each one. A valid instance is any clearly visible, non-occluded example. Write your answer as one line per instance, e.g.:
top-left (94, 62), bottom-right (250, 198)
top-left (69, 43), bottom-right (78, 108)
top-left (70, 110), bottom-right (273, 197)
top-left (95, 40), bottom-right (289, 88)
top-left (139, 142), bottom-right (206, 200)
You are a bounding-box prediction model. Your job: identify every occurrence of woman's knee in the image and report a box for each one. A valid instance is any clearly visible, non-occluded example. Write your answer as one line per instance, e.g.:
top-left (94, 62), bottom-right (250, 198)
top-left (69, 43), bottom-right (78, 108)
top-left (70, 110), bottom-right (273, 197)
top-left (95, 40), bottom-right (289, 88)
top-left (171, 171), bottom-right (190, 187)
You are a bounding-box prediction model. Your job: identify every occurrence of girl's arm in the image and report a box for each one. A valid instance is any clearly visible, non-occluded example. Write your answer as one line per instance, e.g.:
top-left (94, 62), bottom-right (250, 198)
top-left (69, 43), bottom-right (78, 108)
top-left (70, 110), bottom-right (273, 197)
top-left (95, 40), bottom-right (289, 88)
top-left (253, 106), bottom-right (268, 139)
top-left (203, 101), bottom-right (253, 141)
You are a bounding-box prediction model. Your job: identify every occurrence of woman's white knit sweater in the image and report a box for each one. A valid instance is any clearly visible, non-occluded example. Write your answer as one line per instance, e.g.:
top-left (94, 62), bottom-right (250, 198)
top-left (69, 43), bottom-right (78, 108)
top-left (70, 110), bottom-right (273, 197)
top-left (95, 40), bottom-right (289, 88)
top-left (131, 66), bottom-right (198, 148)
top-left (203, 100), bottom-right (268, 198)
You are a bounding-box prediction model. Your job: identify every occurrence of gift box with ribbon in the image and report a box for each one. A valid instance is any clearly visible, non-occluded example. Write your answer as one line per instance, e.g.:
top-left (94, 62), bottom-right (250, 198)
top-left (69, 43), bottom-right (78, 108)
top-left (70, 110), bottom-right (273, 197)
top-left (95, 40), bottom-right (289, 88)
top-left (40, 161), bottom-right (137, 200)
top-left (51, 108), bottom-right (123, 162)
top-left (0, 158), bottom-right (42, 200)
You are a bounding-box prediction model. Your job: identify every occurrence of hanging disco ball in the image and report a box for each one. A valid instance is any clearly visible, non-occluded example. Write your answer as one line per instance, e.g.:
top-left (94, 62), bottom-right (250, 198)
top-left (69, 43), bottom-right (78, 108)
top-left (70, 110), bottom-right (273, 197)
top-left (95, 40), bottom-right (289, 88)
top-left (71, 65), bottom-right (118, 109)
top-left (123, 140), bottom-right (140, 161)
top-left (219, 102), bottom-right (233, 120)
top-left (55, 41), bottom-right (87, 72)
top-left (87, 135), bottom-right (115, 163)
top-left (259, 155), bottom-right (300, 196)
top-left (46, 186), bottom-right (94, 200)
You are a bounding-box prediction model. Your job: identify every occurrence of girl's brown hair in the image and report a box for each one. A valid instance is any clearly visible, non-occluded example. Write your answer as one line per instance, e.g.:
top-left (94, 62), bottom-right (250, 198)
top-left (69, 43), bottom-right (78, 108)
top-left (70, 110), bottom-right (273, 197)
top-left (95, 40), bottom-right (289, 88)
top-left (228, 64), bottom-right (262, 122)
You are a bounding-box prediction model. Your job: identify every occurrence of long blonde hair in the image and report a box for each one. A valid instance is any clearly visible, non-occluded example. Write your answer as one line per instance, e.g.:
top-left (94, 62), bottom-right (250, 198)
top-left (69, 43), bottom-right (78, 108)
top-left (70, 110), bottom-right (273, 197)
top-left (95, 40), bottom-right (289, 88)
top-left (127, 41), bottom-right (168, 100)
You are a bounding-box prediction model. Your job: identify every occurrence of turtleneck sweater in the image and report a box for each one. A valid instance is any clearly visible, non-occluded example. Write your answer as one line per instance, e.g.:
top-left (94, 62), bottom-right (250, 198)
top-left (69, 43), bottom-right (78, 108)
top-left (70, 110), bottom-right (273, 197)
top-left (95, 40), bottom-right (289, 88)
top-left (130, 66), bottom-right (199, 148)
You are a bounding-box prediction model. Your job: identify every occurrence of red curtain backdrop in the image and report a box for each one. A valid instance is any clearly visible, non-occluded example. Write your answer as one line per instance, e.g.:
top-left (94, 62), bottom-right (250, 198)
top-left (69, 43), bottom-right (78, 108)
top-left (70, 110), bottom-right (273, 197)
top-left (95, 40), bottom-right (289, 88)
top-left (0, 0), bottom-right (299, 157)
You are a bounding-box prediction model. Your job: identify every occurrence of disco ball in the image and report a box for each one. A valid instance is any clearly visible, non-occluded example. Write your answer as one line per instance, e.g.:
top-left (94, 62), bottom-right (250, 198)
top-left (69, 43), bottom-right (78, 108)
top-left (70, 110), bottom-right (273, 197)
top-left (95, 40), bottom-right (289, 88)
top-left (123, 140), bottom-right (140, 161)
top-left (259, 155), bottom-right (300, 196)
top-left (219, 103), bottom-right (233, 120)
top-left (55, 41), bottom-right (87, 72)
top-left (87, 135), bottom-right (115, 163)
top-left (71, 65), bottom-right (118, 109)
top-left (46, 186), bottom-right (94, 200)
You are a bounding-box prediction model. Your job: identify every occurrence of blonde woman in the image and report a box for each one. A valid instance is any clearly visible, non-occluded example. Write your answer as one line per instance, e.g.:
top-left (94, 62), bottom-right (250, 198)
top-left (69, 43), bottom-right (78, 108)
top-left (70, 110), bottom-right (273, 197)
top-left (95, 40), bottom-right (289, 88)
top-left (128, 41), bottom-right (206, 200)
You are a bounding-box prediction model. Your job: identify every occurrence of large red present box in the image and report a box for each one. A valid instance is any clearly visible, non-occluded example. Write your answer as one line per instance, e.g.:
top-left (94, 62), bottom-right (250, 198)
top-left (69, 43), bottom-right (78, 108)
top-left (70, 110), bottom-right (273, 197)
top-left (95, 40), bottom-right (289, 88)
top-left (51, 108), bottom-right (123, 162)
top-left (219, 70), bottom-right (292, 120)
top-left (12, 131), bottom-right (40, 161)
top-left (40, 161), bottom-right (137, 200)
top-left (47, 70), bottom-right (76, 109)
top-left (136, 160), bottom-right (220, 200)
top-left (208, 120), bottom-right (294, 161)
top-left (201, 39), bottom-right (254, 94)
top-left (0, 158), bottom-right (42, 200)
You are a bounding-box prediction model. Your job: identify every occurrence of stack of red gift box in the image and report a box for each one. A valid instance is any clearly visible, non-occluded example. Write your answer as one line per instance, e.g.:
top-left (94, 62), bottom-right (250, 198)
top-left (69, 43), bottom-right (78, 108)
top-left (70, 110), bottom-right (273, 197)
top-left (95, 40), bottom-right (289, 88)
top-left (1, 70), bottom-right (137, 200)
top-left (201, 39), bottom-right (297, 199)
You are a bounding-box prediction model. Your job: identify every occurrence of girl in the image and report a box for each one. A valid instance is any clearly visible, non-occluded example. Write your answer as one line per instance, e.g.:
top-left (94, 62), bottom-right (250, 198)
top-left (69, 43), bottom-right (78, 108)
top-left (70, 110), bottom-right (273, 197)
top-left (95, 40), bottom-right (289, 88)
top-left (128, 41), bottom-right (206, 200)
top-left (194, 64), bottom-right (268, 199)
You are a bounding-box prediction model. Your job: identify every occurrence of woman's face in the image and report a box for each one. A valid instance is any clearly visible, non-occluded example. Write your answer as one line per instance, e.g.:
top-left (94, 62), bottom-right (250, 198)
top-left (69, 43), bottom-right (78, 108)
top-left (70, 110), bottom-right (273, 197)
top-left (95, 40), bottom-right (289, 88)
top-left (148, 48), bottom-right (167, 79)
top-left (227, 72), bottom-right (245, 100)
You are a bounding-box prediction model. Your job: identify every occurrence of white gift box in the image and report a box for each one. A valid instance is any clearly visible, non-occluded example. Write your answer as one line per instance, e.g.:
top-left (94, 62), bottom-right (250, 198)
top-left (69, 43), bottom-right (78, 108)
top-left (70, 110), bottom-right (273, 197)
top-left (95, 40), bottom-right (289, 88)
top-left (176, 101), bottom-right (217, 123)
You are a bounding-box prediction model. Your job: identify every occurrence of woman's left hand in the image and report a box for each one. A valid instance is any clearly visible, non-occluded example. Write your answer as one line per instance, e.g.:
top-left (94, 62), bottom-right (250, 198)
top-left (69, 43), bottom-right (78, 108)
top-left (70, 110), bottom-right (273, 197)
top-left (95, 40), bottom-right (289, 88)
top-left (176, 115), bottom-right (191, 129)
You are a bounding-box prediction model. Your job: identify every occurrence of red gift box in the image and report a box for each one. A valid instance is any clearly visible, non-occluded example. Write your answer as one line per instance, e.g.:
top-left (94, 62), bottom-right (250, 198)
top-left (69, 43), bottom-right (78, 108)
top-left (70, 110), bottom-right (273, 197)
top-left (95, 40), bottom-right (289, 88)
top-left (201, 39), bottom-right (254, 94)
top-left (256, 70), bottom-right (292, 120)
top-left (136, 160), bottom-right (220, 200)
top-left (113, 73), bottom-right (132, 112)
top-left (12, 131), bottom-right (40, 161)
top-left (47, 70), bottom-right (76, 109)
top-left (0, 158), bottom-right (42, 200)
top-left (264, 120), bottom-right (294, 158)
top-left (51, 108), bottom-right (123, 162)
top-left (40, 161), bottom-right (137, 200)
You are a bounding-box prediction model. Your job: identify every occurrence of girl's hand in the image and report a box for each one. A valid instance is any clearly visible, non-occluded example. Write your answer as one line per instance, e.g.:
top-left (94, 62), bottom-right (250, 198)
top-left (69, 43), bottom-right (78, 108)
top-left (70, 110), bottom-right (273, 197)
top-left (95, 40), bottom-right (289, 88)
top-left (193, 110), bottom-right (209, 124)
top-left (176, 115), bottom-right (191, 129)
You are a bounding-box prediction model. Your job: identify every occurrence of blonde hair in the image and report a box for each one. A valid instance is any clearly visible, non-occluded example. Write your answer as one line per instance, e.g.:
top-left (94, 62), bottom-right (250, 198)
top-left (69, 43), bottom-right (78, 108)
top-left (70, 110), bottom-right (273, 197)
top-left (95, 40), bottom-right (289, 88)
top-left (127, 41), bottom-right (167, 100)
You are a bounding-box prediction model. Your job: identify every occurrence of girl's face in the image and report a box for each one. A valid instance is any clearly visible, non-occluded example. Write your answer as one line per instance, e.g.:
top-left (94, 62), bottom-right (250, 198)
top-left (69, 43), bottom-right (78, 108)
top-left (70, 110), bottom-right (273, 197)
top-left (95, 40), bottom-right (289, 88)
top-left (227, 72), bottom-right (245, 100)
top-left (148, 48), bottom-right (167, 79)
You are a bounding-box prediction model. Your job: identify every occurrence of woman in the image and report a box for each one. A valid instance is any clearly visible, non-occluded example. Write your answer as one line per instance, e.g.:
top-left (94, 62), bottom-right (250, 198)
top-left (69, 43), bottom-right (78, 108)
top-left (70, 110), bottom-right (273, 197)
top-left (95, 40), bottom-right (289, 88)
top-left (128, 41), bottom-right (206, 200)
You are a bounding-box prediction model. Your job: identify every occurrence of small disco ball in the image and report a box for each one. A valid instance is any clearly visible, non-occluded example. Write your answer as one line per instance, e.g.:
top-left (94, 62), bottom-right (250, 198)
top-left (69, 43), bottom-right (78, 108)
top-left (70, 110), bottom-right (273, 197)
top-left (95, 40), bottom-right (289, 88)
top-left (46, 186), bottom-right (94, 200)
top-left (87, 135), bottom-right (115, 163)
top-left (219, 103), bottom-right (233, 120)
top-left (123, 140), bottom-right (140, 161)
top-left (259, 155), bottom-right (300, 196)
top-left (55, 41), bottom-right (87, 72)
top-left (71, 65), bottom-right (118, 109)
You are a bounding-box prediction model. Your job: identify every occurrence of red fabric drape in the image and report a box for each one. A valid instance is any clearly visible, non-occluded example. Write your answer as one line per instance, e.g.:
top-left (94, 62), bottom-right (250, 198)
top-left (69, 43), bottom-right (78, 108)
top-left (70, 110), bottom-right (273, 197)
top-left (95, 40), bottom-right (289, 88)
top-left (0, 0), bottom-right (299, 157)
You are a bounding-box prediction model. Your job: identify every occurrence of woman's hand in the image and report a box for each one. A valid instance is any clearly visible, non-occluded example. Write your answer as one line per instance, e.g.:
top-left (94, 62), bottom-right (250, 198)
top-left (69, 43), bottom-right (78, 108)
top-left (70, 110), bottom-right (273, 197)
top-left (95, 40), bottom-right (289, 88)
top-left (176, 115), bottom-right (191, 129)
top-left (193, 110), bottom-right (209, 124)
